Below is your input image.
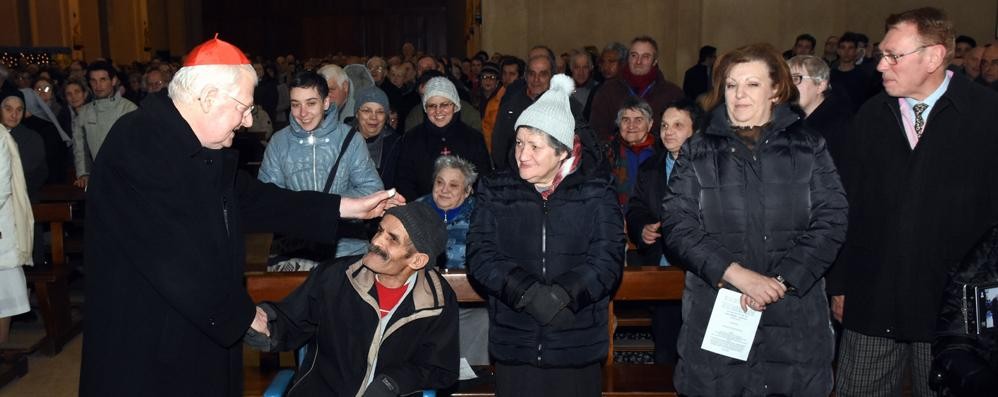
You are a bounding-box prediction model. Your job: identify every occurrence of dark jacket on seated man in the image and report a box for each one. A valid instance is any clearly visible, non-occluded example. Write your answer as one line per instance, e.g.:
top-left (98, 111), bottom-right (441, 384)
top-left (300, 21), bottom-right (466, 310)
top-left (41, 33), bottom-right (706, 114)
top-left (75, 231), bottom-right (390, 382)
top-left (251, 255), bottom-right (459, 396)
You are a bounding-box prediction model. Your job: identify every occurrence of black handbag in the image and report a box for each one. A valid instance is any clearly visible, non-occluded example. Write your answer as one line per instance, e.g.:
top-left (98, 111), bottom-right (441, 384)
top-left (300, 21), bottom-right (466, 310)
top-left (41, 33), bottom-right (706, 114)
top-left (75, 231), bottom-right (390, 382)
top-left (269, 128), bottom-right (360, 263)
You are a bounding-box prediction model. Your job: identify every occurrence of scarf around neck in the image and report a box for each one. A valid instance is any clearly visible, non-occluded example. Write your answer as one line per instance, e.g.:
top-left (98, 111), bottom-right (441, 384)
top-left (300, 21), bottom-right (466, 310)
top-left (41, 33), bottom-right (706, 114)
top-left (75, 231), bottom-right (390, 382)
top-left (539, 135), bottom-right (583, 200)
top-left (621, 65), bottom-right (660, 98)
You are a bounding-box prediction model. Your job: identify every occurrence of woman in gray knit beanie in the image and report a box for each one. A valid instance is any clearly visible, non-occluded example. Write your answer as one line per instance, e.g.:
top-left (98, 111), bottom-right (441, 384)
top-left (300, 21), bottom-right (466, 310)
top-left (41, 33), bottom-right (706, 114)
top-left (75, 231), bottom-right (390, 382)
top-left (466, 74), bottom-right (625, 397)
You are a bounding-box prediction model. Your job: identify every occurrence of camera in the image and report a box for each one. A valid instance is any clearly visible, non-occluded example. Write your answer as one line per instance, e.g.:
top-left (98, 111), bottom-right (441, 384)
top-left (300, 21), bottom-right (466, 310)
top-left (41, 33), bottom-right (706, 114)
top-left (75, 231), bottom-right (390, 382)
top-left (964, 282), bottom-right (998, 335)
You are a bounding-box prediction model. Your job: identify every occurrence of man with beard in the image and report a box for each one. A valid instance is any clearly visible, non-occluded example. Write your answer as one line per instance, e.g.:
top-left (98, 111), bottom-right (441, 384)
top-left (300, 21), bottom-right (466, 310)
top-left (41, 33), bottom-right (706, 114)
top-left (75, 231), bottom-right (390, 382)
top-left (247, 203), bottom-right (459, 397)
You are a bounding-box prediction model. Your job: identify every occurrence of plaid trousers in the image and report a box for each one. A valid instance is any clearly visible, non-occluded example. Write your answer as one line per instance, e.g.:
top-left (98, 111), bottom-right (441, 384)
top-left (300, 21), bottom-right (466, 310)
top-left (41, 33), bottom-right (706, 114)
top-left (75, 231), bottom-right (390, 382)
top-left (835, 329), bottom-right (941, 397)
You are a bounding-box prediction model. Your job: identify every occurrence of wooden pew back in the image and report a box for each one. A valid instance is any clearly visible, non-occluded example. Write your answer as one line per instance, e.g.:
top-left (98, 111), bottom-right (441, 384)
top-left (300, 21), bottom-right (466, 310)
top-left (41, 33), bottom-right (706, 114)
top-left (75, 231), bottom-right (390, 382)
top-left (23, 202), bottom-right (78, 355)
top-left (246, 267), bottom-right (684, 304)
top-left (245, 265), bottom-right (684, 396)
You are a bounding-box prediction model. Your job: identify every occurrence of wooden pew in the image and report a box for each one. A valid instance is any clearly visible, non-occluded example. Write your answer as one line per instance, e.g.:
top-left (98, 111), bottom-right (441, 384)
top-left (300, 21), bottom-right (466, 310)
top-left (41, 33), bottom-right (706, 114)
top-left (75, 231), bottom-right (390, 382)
top-left (245, 266), bottom-right (684, 396)
top-left (22, 202), bottom-right (80, 355)
top-left (37, 184), bottom-right (86, 203)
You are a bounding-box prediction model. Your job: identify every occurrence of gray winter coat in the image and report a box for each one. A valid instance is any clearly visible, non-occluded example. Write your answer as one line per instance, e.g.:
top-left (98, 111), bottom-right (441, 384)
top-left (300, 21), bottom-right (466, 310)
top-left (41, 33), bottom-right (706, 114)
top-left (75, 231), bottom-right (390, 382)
top-left (259, 106), bottom-right (382, 197)
top-left (72, 93), bottom-right (137, 176)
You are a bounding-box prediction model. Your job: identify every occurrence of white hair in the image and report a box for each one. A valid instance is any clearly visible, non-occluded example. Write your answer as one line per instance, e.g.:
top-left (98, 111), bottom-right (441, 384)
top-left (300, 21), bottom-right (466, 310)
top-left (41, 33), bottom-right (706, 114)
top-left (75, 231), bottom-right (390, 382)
top-left (317, 64), bottom-right (349, 86)
top-left (168, 64), bottom-right (257, 105)
top-left (433, 155), bottom-right (479, 190)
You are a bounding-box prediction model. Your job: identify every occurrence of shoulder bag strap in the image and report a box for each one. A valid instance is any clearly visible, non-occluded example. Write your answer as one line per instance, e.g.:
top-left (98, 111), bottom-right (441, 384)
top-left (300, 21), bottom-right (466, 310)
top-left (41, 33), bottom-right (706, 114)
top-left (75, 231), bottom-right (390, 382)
top-left (322, 127), bottom-right (357, 194)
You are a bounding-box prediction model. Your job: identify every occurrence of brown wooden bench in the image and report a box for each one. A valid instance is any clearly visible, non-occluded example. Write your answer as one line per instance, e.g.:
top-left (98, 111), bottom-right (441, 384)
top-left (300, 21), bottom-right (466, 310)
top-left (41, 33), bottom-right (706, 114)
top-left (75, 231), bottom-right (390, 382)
top-left (22, 202), bottom-right (81, 355)
top-left (245, 266), bottom-right (683, 396)
top-left (37, 184), bottom-right (86, 203)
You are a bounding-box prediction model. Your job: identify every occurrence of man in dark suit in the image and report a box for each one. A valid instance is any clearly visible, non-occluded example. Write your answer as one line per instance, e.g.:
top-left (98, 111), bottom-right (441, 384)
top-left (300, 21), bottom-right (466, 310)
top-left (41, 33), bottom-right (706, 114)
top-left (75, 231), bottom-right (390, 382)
top-left (683, 45), bottom-right (716, 100)
top-left (829, 8), bottom-right (998, 396)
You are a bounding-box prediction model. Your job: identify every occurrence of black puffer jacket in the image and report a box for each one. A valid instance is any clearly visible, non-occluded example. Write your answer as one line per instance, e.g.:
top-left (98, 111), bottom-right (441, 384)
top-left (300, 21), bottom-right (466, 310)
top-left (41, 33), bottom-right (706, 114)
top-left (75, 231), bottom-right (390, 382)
top-left (931, 225), bottom-right (998, 396)
top-left (661, 104), bottom-right (848, 396)
top-left (467, 126), bottom-right (625, 367)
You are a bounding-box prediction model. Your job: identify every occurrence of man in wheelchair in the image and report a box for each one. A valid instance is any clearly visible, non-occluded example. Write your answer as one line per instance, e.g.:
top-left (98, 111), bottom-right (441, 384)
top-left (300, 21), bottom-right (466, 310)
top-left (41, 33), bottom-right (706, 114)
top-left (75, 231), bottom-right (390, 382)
top-left (246, 203), bottom-right (459, 397)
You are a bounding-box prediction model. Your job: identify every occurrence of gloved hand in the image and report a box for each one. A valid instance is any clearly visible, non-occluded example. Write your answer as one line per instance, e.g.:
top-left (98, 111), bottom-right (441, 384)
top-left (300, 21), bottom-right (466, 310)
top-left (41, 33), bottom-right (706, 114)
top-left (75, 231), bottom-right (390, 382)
top-left (519, 284), bottom-right (571, 325)
top-left (362, 374), bottom-right (400, 397)
top-left (548, 307), bottom-right (576, 330)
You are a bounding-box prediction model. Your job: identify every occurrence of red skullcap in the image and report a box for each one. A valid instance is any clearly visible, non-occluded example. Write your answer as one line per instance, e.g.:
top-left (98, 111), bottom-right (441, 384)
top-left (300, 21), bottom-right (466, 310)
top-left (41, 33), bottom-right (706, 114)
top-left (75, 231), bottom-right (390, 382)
top-left (183, 33), bottom-right (250, 66)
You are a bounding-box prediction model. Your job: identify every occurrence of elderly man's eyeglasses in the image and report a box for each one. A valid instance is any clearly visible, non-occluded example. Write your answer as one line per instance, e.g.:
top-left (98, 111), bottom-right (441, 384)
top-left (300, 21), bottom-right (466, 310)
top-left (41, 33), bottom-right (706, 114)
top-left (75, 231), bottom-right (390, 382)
top-left (878, 45), bottom-right (929, 65)
top-left (227, 95), bottom-right (255, 115)
top-left (35, 85), bottom-right (53, 94)
top-left (790, 74), bottom-right (820, 85)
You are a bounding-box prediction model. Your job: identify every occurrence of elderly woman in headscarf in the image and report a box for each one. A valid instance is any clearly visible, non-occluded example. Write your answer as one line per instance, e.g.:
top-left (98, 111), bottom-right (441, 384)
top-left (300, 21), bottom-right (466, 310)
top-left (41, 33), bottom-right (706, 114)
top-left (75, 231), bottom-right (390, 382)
top-left (21, 87), bottom-right (70, 184)
top-left (661, 43), bottom-right (847, 396)
top-left (0, 89), bottom-right (37, 350)
top-left (33, 78), bottom-right (61, 117)
top-left (5, 91), bottom-right (48, 200)
top-left (353, 86), bottom-right (401, 188)
top-left (468, 74), bottom-right (625, 397)
top-left (608, 97), bottom-right (658, 208)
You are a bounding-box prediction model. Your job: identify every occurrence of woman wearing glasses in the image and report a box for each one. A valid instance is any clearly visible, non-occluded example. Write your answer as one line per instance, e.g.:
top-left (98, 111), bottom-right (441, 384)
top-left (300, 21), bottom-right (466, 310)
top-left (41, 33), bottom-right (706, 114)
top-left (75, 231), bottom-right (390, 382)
top-left (661, 44), bottom-right (848, 396)
top-left (788, 55), bottom-right (853, 172)
top-left (353, 86), bottom-right (401, 188)
top-left (394, 77), bottom-right (491, 200)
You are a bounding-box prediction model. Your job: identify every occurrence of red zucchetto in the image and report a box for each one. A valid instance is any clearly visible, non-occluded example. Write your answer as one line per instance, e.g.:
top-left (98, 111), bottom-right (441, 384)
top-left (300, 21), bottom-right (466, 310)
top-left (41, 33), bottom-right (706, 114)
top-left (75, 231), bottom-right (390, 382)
top-left (183, 33), bottom-right (250, 66)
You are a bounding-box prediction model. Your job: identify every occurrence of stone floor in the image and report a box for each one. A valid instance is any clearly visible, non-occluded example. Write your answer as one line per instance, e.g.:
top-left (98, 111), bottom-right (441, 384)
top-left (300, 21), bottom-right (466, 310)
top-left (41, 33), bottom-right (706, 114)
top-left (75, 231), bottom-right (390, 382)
top-left (0, 335), bottom-right (81, 397)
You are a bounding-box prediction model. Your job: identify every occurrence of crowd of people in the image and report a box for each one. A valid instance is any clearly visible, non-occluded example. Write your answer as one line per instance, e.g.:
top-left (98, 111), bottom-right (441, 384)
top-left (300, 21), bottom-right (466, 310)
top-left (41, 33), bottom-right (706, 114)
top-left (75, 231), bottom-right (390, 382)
top-left (0, 5), bottom-right (997, 397)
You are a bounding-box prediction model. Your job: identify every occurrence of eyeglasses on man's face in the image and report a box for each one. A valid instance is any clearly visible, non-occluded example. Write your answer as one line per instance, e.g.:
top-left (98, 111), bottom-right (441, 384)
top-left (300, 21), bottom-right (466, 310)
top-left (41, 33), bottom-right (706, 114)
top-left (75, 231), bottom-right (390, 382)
top-left (227, 94), bottom-right (255, 116)
top-left (878, 45), bottom-right (929, 65)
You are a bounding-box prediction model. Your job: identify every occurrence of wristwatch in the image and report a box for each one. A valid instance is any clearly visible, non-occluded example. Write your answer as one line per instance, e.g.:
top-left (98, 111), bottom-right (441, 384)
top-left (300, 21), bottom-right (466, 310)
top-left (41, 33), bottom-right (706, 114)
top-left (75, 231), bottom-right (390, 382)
top-left (775, 275), bottom-right (797, 293)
